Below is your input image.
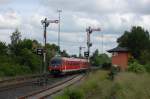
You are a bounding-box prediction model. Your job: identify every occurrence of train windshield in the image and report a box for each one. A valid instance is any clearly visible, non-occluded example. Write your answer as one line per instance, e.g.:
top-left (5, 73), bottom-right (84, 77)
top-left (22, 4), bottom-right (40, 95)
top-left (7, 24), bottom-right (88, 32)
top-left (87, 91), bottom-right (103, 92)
top-left (50, 59), bottom-right (62, 66)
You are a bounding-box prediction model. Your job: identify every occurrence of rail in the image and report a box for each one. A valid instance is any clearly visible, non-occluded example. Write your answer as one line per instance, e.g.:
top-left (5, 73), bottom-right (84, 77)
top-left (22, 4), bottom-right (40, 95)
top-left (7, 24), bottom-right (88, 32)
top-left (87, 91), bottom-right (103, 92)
top-left (0, 74), bottom-right (46, 91)
top-left (18, 74), bottom-right (85, 99)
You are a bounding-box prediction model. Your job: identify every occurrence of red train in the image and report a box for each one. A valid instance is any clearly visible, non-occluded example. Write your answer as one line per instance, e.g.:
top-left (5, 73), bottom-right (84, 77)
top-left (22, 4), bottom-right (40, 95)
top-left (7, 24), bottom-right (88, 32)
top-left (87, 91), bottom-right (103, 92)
top-left (48, 56), bottom-right (90, 74)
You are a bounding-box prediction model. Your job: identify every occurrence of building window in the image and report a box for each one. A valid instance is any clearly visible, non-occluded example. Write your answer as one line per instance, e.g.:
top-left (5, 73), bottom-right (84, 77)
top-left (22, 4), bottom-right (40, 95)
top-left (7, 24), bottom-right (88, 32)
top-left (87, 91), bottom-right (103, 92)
top-left (113, 52), bottom-right (118, 56)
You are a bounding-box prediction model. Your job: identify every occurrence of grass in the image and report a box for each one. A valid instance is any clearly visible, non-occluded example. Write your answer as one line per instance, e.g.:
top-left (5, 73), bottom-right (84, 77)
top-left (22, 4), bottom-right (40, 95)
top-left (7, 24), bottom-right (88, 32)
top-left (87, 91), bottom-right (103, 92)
top-left (54, 70), bottom-right (150, 99)
top-left (114, 72), bottom-right (150, 99)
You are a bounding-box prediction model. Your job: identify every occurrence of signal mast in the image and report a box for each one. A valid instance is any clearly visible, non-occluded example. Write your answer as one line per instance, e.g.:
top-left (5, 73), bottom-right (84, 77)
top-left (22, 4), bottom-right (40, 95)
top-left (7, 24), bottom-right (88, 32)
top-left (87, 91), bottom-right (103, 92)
top-left (85, 26), bottom-right (101, 62)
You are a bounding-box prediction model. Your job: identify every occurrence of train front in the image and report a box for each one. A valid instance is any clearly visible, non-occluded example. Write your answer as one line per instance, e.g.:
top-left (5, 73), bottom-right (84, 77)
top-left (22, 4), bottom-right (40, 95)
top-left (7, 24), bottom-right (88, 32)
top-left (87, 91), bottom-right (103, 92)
top-left (48, 57), bottom-right (62, 75)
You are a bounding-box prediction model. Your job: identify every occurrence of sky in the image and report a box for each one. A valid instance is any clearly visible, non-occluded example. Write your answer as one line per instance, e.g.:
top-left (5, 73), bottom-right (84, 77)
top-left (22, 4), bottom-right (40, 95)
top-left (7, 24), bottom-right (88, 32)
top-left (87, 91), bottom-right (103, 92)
top-left (0, 0), bottom-right (150, 55)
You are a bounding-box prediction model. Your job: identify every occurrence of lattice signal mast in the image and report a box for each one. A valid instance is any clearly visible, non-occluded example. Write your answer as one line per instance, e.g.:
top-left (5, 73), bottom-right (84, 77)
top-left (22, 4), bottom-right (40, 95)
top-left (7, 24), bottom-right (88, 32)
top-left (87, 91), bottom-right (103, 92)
top-left (41, 18), bottom-right (59, 73)
top-left (86, 26), bottom-right (101, 61)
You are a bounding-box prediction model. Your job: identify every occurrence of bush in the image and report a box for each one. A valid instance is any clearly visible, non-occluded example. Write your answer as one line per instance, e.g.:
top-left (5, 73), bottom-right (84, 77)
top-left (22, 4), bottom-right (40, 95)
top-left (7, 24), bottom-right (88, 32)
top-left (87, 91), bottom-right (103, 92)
top-left (55, 88), bottom-right (84, 99)
top-left (128, 61), bottom-right (145, 73)
top-left (54, 71), bottom-right (109, 99)
top-left (144, 63), bottom-right (150, 73)
top-left (102, 63), bottom-right (111, 70)
top-left (65, 88), bottom-right (84, 99)
top-left (0, 63), bottom-right (31, 77)
top-left (55, 70), bottom-right (150, 99)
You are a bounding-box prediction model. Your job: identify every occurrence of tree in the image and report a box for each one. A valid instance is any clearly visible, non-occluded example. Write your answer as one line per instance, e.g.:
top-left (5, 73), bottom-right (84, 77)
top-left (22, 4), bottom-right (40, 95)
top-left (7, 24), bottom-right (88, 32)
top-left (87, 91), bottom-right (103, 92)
top-left (61, 50), bottom-right (69, 57)
top-left (117, 26), bottom-right (150, 60)
top-left (17, 39), bottom-right (34, 52)
top-left (0, 42), bottom-right (7, 55)
top-left (46, 43), bottom-right (60, 58)
top-left (10, 29), bottom-right (21, 45)
top-left (140, 50), bottom-right (150, 64)
top-left (9, 29), bottom-right (22, 55)
top-left (90, 49), bottom-right (99, 66)
top-left (90, 49), bottom-right (111, 66)
top-left (70, 54), bottom-right (77, 58)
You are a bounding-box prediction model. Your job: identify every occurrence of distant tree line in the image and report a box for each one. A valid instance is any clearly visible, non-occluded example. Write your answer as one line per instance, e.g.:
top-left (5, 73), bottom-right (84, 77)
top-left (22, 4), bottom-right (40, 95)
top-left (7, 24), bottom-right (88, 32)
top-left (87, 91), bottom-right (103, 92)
top-left (0, 29), bottom-right (69, 77)
top-left (1, 26), bottom-right (149, 76)
top-left (90, 49), bottom-right (111, 68)
top-left (0, 28), bottom-right (112, 77)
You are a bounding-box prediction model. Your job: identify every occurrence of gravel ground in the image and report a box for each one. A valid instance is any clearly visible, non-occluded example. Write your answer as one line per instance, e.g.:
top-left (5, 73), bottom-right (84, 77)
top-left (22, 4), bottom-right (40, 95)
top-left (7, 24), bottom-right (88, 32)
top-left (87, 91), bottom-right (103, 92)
top-left (0, 76), bottom-right (68, 99)
top-left (46, 74), bottom-right (86, 99)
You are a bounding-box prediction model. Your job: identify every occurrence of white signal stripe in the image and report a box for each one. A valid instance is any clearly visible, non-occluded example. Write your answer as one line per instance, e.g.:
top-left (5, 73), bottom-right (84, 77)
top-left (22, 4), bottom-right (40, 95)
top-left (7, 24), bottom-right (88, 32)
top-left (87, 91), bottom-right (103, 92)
top-left (62, 68), bottom-right (88, 72)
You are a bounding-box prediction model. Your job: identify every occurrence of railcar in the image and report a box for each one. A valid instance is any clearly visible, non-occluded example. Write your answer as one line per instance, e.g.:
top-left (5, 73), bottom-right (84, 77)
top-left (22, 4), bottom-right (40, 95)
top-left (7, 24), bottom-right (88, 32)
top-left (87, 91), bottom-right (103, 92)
top-left (48, 56), bottom-right (89, 75)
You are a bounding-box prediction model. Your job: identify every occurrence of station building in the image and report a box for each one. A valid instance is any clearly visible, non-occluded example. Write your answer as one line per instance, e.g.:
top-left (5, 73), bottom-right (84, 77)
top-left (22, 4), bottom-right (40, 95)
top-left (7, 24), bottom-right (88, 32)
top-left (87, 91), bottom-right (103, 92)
top-left (108, 46), bottom-right (130, 71)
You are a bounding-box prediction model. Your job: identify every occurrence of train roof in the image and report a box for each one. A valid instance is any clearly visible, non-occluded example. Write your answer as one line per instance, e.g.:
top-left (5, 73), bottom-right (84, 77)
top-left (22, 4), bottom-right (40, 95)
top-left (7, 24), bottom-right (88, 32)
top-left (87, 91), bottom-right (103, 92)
top-left (51, 56), bottom-right (88, 62)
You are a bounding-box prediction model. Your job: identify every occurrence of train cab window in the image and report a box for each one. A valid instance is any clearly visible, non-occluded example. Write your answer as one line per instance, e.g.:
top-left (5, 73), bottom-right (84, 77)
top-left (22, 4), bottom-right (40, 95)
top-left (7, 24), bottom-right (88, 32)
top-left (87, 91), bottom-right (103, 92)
top-left (50, 59), bottom-right (62, 66)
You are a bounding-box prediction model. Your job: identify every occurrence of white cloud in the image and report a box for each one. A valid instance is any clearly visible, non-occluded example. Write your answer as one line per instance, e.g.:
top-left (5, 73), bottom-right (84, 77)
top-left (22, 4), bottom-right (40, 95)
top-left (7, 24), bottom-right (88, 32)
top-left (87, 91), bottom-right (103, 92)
top-left (1, 0), bottom-right (150, 55)
top-left (0, 0), bottom-right (11, 4)
top-left (43, 0), bottom-right (150, 14)
top-left (137, 15), bottom-right (150, 31)
top-left (0, 10), bottom-right (21, 29)
top-left (94, 34), bottom-right (118, 43)
top-left (73, 15), bottom-right (101, 28)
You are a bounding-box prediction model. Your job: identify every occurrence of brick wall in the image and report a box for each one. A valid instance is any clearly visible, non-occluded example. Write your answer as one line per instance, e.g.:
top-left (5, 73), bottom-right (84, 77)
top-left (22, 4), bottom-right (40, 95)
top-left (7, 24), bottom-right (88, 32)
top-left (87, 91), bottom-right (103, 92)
top-left (111, 52), bottom-right (129, 71)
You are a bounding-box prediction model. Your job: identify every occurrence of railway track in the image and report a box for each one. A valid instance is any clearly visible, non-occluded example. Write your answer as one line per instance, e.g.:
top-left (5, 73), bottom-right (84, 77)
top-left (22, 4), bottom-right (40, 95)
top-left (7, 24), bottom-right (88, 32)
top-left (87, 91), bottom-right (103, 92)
top-left (18, 74), bottom-right (85, 99)
top-left (0, 67), bottom-right (97, 99)
top-left (0, 74), bottom-right (45, 91)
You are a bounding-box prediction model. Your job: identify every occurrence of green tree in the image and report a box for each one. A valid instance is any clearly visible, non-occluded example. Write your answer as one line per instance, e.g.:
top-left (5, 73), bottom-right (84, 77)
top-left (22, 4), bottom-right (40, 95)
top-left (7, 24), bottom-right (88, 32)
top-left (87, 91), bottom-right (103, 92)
top-left (70, 54), bottom-right (77, 58)
top-left (90, 49), bottom-right (99, 66)
top-left (90, 49), bottom-right (110, 66)
top-left (117, 26), bottom-right (150, 60)
top-left (19, 39), bottom-right (33, 50)
top-left (0, 41), bottom-right (7, 55)
top-left (61, 50), bottom-right (69, 57)
top-left (19, 48), bottom-right (41, 72)
top-left (9, 29), bottom-right (22, 55)
top-left (10, 29), bottom-right (21, 45)
top-left (46, 43), bottom-right (60, 59)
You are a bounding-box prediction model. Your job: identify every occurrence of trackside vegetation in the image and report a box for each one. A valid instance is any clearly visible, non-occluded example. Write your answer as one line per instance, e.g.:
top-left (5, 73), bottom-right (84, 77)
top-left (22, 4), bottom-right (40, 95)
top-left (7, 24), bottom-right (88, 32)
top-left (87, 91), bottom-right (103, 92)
top-left (0, 29), bottom-right (110, 77)
top-left (54, 70), bottom-right (150, 99)
top-left (117, 26), bottom-right (150, 73)
top-left (54, 26), bottom-right (150, 99)
top-left (0, 29), bottom-right (68, 77)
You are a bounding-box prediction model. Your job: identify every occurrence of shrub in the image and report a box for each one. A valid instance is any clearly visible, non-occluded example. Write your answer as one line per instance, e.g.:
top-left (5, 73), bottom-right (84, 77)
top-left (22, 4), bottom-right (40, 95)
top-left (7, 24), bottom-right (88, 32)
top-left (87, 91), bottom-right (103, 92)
top-left (128, 61), bottom-right (145, 73)
top-left (144, 63), bottom-right (150, 73)
top-left (55, 88), bottom-right (84, 99)
top-left (63, 88), bottom-right (84, 99)
top-left (0, 63), bottom-right (31, 77)
top-left (102, 63), bottom-right (111, 70)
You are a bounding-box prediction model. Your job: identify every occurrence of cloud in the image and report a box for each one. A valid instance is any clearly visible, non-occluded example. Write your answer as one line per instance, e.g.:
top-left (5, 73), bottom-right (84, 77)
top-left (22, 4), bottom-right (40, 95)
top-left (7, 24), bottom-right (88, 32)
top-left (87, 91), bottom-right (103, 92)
top-left (42, 0), bottom-right (150, 15)
top-left (40, 0), bottom-right (150, 34)
top-left (0, 0), bottom-right (11, 4)
top-left (1, 0), bottom-right (150, 55)
top-left (94, 34), bottom-right (118, 43)
top-left (0, 10), bottom-right (21, 29)
top-left (136, 15), bottom-right (150, 31)
top-left (73, 15), bottom-right (101, 28)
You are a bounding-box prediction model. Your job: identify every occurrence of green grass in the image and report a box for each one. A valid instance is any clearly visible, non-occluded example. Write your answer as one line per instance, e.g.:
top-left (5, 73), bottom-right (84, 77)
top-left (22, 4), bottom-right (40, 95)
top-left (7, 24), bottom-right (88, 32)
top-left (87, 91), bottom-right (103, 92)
top-left (114, 72), bottom-right (150, 99)
top-left (54, 70), bottom-right (150, 99)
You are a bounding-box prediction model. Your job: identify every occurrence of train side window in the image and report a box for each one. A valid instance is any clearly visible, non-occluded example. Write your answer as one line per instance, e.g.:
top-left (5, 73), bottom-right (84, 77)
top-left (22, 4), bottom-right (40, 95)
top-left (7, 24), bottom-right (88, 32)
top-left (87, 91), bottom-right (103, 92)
top-left (70, 61), bottom-right (72, 66)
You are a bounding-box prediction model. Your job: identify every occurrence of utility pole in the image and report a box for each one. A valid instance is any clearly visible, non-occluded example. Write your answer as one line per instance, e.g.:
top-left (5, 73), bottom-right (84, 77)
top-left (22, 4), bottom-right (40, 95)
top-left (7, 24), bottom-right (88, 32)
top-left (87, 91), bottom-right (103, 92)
top-left (79, 46), bottom-right (85, 58)
top-left (57, 9), bottom-right (62, 52)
